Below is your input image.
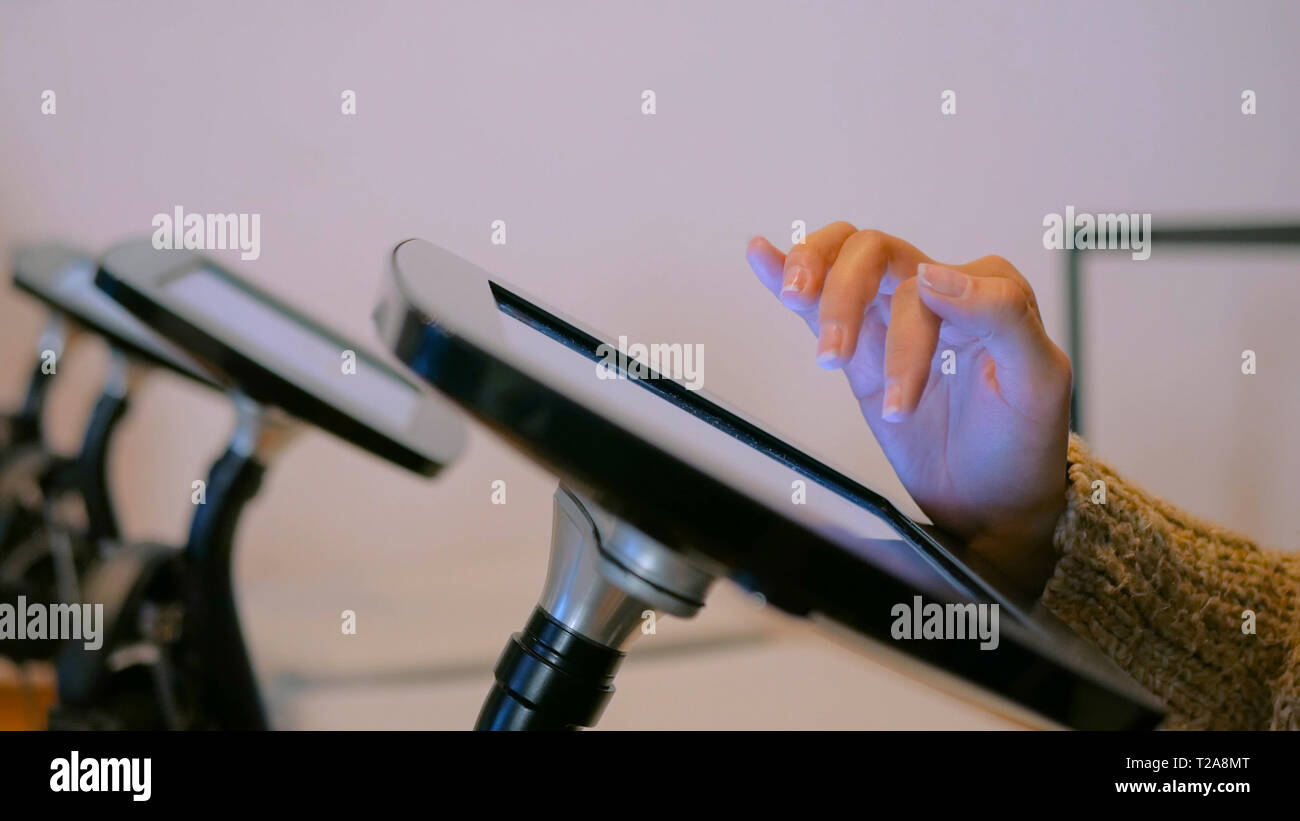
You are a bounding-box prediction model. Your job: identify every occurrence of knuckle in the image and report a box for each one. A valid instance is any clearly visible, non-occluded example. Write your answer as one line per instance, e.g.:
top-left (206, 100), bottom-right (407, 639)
top-left (979, 253), bottom-right (1013, 272)
top-left (993, 278), bottom-right (1034, 324)
top-left (853, 228), bottom-right (887, 247)
top-left (979, 254), bottom-right (1040, 310)
top-left (815, 222), bottom-right (859, 266)
top-left (842, 228), bottom-right (890, 260)
top-left (785, 244), bottom-right (822, 270)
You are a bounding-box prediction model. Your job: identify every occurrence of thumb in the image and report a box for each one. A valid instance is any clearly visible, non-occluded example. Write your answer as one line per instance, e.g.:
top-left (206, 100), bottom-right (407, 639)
top-left (915, 262), bottom-right (1064, 408)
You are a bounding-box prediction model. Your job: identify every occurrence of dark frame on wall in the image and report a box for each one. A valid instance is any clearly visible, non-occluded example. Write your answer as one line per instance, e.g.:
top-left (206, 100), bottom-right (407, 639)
top-left (1066, 222), bottom-right (1300, 436)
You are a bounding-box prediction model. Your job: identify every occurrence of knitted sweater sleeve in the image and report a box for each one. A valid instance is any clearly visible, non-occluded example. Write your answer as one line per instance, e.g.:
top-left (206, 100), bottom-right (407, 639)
top-left (1040, 434), bottom-right (1300, 730)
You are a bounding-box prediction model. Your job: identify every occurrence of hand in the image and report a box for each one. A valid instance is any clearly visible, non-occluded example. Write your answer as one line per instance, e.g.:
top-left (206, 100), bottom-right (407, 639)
top-left (746, 224), bottom-right (1072, 593)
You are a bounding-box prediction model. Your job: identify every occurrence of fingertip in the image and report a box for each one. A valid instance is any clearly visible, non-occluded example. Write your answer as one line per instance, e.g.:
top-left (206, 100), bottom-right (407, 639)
top-left (915, 273), bottom-right (963, 322)
top-left (880, 379), bottom-right (906, 422)
top-left (815, 320), bottom-right (853, 369)
top-left (816, 350), bottom-right (845, 370)
top-left (746, 235), bottom-right (784, 268)
top-left (779, 257), bottom-right (820, 310)
top-left (916, 262), bottom-right (970, 299)
top-left (914, 261), bottom-right (931, 283)
top-left (781, 280), bottom-right (816, 310)
top-left (746, 235), bottom-right (786, 295)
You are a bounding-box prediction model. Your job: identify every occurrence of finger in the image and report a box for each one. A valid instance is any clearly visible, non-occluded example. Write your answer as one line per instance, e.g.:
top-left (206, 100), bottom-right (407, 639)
top-left (874, 234), bottom-right (932, 296)
top-left (780, 221), bottom-right (857, 310)
top-left (842, 298), bottom-right (890, 402)
top-left (816, 229), bottom-right (894, 368)
top-left (915, 262), bottom-right (1065, 410)
top-left (880, 277), bottom-right (941, 421)
top-left (963, 254), bottom-right (1042, 319)
top-left (745, 235), bottom-right (787, 297)
top-left (933, 254), bottom-right (1036, 349)
top-left (746, 235), bottom-right (818, 332)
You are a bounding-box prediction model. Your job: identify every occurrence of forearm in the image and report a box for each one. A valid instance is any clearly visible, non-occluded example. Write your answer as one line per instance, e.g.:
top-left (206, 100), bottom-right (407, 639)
top-left (1040, 434), bottom-right (1300, 729)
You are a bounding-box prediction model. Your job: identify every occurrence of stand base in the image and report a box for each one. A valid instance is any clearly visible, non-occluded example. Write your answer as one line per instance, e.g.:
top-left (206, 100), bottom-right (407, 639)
top-left (475, 486), bottom-right (714, 731)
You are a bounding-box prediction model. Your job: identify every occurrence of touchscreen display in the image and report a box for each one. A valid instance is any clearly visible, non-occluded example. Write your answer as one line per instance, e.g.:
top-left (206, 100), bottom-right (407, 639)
top-left (490, 288), bottom-right (975, 597)
top-left (46, 260), bottom-right (203, 372)
top-left (166, 268), bottom-right (419, 432)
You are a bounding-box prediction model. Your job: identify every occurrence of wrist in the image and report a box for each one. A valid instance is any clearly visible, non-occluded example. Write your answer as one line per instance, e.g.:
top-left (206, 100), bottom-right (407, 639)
top-left (967, 496), bottom-right (1065, 596)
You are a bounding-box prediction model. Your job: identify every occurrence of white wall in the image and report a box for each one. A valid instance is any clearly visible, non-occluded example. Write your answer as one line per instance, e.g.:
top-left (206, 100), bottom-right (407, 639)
top-left (1, 0), bottom-right (1296, 728)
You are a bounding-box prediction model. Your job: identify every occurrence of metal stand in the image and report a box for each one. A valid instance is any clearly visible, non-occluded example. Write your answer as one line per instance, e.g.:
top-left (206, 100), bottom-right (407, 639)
top-left (475, 485), bottom-right (714, 730)
top-left (179, 394), bottom-right (299, 729)
top-left (1, 315), bottom-right (68, 451)
top-left (54, 393), bottom-right (299, 729)
top-left (0, 344), bottom-right (132, 658)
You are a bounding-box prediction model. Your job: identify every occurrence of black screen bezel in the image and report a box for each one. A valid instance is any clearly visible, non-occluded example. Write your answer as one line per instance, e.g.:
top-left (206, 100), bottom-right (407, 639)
top-left (379, 238), bottom-right (1165, 730)
top-left (95, 240), bottom-right (461, 476)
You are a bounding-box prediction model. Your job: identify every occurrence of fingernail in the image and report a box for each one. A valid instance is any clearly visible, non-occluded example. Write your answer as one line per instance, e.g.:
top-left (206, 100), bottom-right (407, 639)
top-left (816, 322), bottom-right (845, 368)
top-left (918, 263), bottom-right (969, 297)
top-left (781, 265), bottom-right (809, 298)
top-left (881, 380), bottom-right (904, 421)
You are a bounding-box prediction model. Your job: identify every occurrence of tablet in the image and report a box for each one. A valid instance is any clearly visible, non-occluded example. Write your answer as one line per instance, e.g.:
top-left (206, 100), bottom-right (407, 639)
top-left (375, 238), bottom-right (1165, 730)
top-left (94, 239), bottom-right (464, 476)
top-left (13, 243), bottom-right (217, 388)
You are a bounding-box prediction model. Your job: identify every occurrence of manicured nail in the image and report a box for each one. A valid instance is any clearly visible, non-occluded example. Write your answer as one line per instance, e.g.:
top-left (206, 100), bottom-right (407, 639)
top-left (817, 322), bottom-right (846, 368)
top-left (782, 265), bottom-right (809, 298)
top-left (918, 263), bottom-right (969, 297)
top-left (881, 379), bottom-right (904, 421)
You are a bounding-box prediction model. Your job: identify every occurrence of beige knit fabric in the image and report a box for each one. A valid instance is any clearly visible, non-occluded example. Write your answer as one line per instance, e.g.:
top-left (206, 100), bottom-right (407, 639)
top-left (1041, 434), bottom-right (1300, 730)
